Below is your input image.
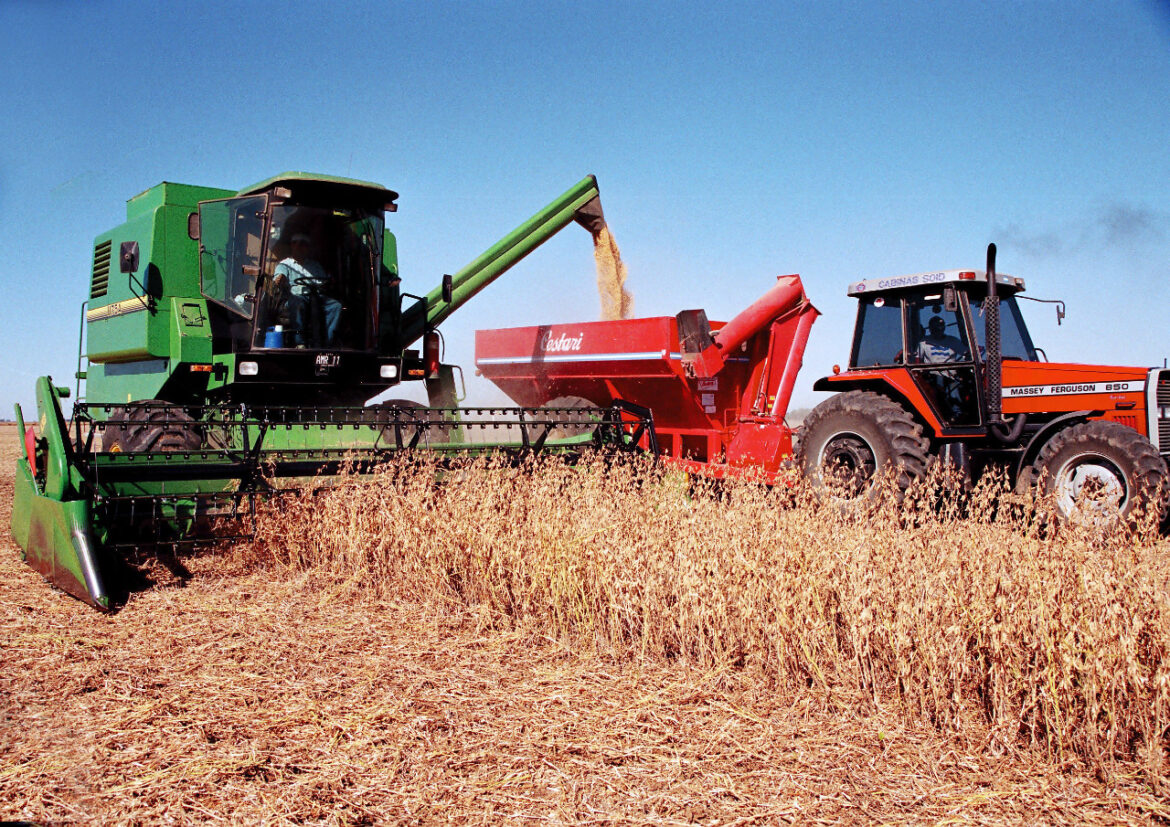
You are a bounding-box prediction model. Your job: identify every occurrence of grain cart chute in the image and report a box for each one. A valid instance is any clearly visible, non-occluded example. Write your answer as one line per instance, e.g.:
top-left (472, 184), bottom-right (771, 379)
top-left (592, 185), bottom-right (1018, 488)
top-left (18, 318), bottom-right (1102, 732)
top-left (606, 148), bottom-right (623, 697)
top-left (799, 245), bottom-right (1169, 522)
top-left (12, 173), bottom-right (656, 610)
top-left (476, 274), bottom-right (819, 477)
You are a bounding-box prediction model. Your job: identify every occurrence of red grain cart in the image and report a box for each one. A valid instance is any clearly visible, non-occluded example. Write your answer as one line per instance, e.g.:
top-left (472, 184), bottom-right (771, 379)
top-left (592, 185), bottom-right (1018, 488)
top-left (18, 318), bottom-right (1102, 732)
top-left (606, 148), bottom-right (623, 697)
top-left (475, 275), bottom-right (819, 476)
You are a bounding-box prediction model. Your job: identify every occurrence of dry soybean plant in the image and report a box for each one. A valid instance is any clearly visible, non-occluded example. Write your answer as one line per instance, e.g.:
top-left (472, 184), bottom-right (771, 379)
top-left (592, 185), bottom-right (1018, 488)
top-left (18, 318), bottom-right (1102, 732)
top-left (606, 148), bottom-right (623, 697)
top-left (253, 453), bottom-right (1170, 778)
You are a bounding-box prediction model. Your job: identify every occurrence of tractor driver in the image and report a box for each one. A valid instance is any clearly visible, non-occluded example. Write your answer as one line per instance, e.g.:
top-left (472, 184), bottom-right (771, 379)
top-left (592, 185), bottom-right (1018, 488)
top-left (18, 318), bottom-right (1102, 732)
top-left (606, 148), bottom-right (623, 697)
top-left (273, 233), bottom-right (342, 346)
top-left (916, 316), bottom-right (965, 364)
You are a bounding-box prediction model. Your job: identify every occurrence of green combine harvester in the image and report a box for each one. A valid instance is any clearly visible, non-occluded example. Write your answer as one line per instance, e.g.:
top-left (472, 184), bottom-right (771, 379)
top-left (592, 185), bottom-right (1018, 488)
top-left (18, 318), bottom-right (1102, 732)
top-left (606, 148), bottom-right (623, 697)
top-left (12, 173), bottom-right (656, 610)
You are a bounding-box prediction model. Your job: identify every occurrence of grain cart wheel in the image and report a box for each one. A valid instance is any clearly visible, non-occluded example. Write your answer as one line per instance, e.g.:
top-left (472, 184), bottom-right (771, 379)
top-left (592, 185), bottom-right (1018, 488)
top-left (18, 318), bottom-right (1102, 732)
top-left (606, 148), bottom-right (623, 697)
top-left (103, 401), bottom-right (203, 453)
top-left (797, 391), bottom-right (929, 500)
top-left (540, 395), bottom-right (600, 440)
top-left (370, 399), bottom-right (453, 443)
top-left (1032, 420), bottom-right (1168, 526)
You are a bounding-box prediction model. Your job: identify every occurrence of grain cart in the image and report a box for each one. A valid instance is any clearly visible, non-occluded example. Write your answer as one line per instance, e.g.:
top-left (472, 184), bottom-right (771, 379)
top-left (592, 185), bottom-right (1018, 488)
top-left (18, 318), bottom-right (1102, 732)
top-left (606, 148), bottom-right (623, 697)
top-left (799, 245), bottom-right (1168, 522)
top-left (476, 274), bottom-right (819, 477)
top-left (12, 173), bottom-right (655, 609)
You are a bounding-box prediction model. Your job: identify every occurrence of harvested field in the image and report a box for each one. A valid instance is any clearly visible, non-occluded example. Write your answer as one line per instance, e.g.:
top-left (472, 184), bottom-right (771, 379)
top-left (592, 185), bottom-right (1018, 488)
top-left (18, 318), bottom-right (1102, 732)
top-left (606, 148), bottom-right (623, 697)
top-left (3, 423), bottom-right (1170, 824)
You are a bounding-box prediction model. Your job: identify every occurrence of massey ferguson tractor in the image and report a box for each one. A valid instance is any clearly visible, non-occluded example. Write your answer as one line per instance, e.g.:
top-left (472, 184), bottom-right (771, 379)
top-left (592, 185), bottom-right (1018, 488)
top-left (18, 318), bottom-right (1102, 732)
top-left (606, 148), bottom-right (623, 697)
top-left (799, 245), bottom-right (1168, 522)
top-left (476, 244), bottom-right (1168, 524)
top-left (12, 172), bottom-right (654, 609)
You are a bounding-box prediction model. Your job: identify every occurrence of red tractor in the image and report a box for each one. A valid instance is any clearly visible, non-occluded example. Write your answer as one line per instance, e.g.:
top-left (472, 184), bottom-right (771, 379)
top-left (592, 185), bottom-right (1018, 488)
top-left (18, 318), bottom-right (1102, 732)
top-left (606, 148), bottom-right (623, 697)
top-left (799, 245), bottom-right (1169, 522)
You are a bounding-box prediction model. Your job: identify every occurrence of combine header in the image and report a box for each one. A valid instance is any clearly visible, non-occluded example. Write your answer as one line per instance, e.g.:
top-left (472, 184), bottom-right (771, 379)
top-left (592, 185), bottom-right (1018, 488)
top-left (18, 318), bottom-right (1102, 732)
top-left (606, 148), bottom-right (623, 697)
top-left (13, 173), bottom-right (655, 609)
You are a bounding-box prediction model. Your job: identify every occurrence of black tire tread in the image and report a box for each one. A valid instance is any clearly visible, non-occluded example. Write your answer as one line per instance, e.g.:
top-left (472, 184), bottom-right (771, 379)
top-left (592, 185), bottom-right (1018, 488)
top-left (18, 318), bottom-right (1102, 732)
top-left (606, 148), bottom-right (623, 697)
top-left (1033, 419), bottom-right (1168, 521)
top-left (106, 401), bottom-right (202, 453)
top-left (798, 390), bottom-right (929, 491)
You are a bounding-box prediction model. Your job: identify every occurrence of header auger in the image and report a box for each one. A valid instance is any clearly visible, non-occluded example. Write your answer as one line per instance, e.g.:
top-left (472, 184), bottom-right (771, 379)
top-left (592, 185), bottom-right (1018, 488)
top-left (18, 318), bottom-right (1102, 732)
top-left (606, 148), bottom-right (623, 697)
top-left (13, 173), bottom-right (656, 609)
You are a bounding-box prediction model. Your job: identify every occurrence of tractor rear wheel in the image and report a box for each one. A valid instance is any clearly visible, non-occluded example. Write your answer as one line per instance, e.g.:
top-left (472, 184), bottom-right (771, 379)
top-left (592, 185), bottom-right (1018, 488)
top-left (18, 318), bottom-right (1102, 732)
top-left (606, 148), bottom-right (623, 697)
top-left (797, 391), bottom-right (929, 499)
top-left (103, 401), bottom-right (203, 453)
top-left (1032, 420), bottom-right (1168, 525)
top-left (540, 395), bottom-right (600, 441)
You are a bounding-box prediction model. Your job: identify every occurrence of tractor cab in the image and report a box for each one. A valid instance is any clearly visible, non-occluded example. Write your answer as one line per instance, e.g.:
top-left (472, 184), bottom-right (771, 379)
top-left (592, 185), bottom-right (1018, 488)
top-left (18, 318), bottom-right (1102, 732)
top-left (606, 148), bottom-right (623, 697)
top-left (196, 173), bottom-right (397, 354)
top-left (845, 270), bottom-right (1037, 429)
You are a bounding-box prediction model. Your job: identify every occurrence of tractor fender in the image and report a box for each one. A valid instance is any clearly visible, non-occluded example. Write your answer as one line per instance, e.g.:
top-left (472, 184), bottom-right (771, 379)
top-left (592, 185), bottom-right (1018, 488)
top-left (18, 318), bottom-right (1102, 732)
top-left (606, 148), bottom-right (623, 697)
top-left (811, 371), bottom-right (945, 436)
top-left (1014, 410), bottom-right (1100, 479)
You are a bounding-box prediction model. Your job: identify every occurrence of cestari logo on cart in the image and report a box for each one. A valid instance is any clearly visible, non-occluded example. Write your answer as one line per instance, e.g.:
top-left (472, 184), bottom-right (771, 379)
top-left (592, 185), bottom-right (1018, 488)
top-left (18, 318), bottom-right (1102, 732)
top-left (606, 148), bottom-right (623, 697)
top-left (540, 331), bottom-right (584, 353)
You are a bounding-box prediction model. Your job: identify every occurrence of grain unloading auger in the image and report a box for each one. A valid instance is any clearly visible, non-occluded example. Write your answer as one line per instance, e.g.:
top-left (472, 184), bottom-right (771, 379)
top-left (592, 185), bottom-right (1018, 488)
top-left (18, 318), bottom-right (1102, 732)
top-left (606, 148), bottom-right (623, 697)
top-left (12, 173), bottom-right (656, 610)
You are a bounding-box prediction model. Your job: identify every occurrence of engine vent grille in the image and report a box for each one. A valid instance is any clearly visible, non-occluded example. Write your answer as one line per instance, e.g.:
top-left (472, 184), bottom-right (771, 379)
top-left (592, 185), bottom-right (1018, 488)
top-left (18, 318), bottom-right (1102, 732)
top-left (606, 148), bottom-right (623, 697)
top-left (1158, 370), bottom-right (1170, 454)
top-left (90, 241), bottom-right (112, 299)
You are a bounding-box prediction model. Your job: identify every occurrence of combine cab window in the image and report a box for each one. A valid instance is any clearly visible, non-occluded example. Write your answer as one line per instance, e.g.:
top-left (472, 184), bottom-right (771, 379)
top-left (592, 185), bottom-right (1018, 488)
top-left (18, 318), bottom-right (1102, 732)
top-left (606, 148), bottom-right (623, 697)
top-left (252, 205), bottom-right (384, 350)
top-left (198, 195), bottom-right (267, 319)
top-left (850, 297), bottom-right (904, 367)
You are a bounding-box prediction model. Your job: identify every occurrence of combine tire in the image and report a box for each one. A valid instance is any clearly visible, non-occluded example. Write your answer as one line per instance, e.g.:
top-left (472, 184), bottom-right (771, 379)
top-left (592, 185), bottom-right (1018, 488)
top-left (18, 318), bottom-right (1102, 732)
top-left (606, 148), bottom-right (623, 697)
top-left (797, 391), bottom-right (929, 499)
top-left (1032, 420), bottom-right (1168, 525)
top-left (104, 401), bottom-right (202, 453)
top-left (540, 395), bottom-right (600, 441)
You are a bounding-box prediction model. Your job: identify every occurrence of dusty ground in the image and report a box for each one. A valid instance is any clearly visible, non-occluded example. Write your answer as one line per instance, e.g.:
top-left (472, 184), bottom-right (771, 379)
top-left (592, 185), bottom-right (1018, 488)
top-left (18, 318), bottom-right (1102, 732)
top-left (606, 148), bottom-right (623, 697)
top-left (1, 423), bottom-right (1167, 824)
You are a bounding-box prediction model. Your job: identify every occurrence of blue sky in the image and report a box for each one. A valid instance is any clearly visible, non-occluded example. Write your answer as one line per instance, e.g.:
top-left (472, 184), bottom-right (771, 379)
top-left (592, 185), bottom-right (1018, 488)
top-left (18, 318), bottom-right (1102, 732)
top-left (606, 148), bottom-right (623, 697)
top-left (2, 0), bottom-right (1168, 415)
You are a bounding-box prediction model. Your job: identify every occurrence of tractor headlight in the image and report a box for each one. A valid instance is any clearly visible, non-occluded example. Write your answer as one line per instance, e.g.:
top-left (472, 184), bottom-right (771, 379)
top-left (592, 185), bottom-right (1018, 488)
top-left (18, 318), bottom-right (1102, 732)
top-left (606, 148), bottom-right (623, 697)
top-left (380, 364), bottom-right (398, 379)
top-left (238, 361), bottom-right (259, 376)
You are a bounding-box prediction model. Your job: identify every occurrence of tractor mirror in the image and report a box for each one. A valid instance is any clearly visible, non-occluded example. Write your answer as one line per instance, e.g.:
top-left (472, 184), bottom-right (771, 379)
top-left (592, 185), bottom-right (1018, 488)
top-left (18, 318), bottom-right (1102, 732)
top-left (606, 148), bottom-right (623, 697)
top-left (943, 286), bottom-right (958, 313)
top-left (119, 241), bottom-right (140, 274)
top-left (442, 274), bottom-right (453, 303)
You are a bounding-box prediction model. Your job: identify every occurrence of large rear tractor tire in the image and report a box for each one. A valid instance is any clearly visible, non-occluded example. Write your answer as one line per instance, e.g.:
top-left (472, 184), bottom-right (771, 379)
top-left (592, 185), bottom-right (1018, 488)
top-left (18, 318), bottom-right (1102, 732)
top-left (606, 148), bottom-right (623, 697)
top-left (540, 395), bottom-right (600, 441)
top-left (797, 391), bottom-right (929, 500)
top-left (1032, 420), bottom-right (1168, 526)
top-left (103, 401), bottom-right (203, 453)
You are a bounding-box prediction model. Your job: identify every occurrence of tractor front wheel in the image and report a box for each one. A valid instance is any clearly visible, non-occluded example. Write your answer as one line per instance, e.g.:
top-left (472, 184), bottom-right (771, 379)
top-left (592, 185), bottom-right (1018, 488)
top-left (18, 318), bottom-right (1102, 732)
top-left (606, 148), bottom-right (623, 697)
top-left (1032, 420), bottom-right (1168, 525)
top-left (797, 391), bottom-right (929, 500)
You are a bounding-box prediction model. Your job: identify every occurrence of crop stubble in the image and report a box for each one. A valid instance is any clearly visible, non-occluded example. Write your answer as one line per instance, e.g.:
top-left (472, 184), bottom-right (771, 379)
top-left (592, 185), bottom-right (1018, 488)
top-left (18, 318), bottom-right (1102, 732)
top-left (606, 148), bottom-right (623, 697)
top-left (1, 425), bottom-right (1169, 824)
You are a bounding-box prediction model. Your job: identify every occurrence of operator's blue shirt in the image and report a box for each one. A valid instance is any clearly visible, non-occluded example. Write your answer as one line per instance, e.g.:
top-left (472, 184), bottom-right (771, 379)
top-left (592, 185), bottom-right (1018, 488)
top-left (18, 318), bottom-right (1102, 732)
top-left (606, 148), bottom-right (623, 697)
top-left (916, 335), bottom-right (965, 364)
top-left (275, 257), bottom-right (329, 296)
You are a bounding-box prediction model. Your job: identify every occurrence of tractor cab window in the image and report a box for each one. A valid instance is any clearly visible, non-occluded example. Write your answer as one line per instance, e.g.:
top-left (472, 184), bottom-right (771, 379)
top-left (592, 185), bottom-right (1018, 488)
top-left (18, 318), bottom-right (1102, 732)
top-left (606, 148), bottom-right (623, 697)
top-left (252, 204), bottom-right (384, 350)
top-left (198, 195), bottom-right (267, 319)
top-left (905, 290), bottom-right (980, 426)
top-left (906, 294), bottom-right (971, 365)
top-left (970, 294), bottom-right (1038, 362)
top-left (850, 296), bottom-right (904, 367)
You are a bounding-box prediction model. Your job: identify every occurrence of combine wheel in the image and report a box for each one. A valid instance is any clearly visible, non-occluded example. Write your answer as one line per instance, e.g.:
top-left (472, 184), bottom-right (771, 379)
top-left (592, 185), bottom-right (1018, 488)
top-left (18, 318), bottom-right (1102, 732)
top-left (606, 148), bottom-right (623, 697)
top-left (103, 401), bottom-right (203, 453)
top-left (371, 399), bottom-right (453, 443)
top-left (1032, 420), bottom-right (1168, 525)
top-left (797, 391), bottom-right (929, 500)
top-left (540, 395), bottom-right (600, 441)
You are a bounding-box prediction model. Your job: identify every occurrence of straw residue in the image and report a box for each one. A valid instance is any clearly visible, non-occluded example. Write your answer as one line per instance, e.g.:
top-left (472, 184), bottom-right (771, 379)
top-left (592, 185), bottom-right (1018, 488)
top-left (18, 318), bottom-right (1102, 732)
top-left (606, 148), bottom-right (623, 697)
top-left (3, 425), bottom-right (1170, 823)
top-left (592, 225), bottom-right (633, 320)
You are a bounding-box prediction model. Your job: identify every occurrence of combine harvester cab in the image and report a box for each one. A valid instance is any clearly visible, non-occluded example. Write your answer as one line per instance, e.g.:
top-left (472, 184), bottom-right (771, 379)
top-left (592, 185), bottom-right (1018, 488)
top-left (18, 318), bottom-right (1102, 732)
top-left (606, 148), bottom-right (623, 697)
top-left (476, 275), bottom-right (819, 477)
top-left (12, 173), bottom-right (656, 610)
